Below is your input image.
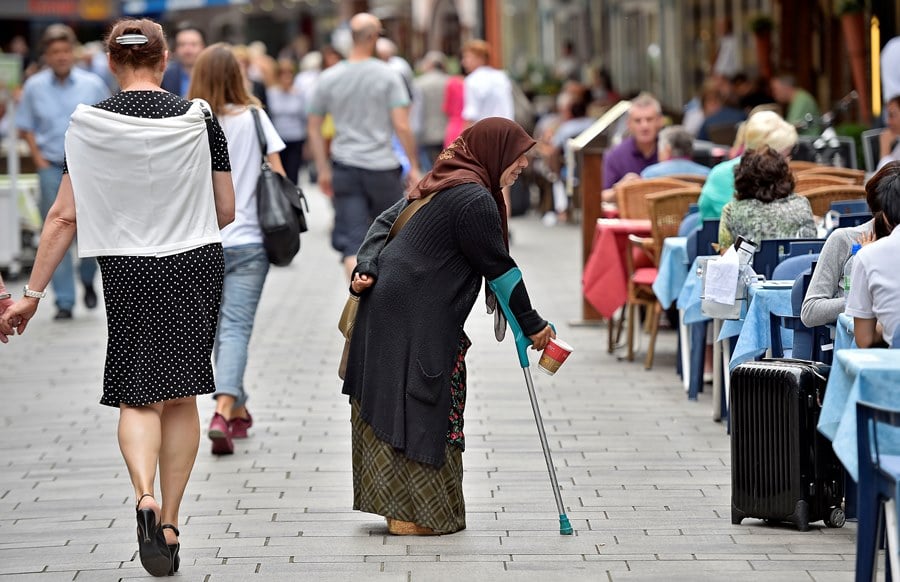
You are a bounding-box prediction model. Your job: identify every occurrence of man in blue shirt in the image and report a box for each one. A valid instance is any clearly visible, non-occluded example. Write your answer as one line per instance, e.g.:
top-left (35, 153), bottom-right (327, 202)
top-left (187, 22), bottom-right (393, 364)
top-left (641, 126), bottom-right (712, 179)
top-left (15, 24), bottom-right (110, 320)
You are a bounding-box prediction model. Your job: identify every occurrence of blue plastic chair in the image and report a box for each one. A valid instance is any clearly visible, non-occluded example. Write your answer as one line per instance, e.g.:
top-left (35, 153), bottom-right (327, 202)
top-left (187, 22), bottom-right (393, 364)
top-left (830, 199), bottom-right (870, 215)
top-left (685, 219), bottom-right (719, 401)
top-left (855, 401), bottom-right (900, 581)
top-left (772, 253), bottom-right (820, 281)
top-left (686, 219), bottom-right (719, 265)
top-left (836, 212), bottom-right (875, 229)
top-left (679, 211), bottom-right (700, 237)
top-left (769, 258), bottom-right (835, 366)
top-left (753, 238), bottom-right (823, 280)
top-left (783, 241), bottom-right (826, 261)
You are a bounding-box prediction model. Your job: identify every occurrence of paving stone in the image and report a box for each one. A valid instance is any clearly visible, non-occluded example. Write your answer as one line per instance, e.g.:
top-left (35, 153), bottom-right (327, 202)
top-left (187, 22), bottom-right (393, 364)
top-left (0, 184), bottom-right (857, 578)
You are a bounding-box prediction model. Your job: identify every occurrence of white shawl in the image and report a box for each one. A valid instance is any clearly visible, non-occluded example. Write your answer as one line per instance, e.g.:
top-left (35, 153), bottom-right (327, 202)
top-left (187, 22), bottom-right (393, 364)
top-left (65, 98), bottom-right (221, 257)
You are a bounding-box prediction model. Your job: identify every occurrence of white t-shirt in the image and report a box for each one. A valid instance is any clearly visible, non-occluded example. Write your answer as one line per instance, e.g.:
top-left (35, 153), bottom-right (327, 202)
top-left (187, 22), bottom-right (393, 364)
top-left (217, 105), bottom-right (286, 248)
top-left (462, 66), bottom-right (514, 122)
top-left (846, 227), bottom-right (900, 347)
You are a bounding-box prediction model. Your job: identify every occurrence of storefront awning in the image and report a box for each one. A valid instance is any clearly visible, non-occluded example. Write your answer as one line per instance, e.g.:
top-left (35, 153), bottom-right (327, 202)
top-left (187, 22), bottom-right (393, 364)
top-left (122, 0), bottom-right (248, 15)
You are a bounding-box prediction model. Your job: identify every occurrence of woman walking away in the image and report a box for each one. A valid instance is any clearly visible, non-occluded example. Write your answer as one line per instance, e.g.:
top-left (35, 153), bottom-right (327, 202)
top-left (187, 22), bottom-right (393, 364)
top-left (267, 58), bottom-right (306, 184)
top-left (343, 117), bottom-right (555, 535)
top-left (189, 44), bottom-right (287, 455)
top-left (1, 19), bottom-right (235, 576)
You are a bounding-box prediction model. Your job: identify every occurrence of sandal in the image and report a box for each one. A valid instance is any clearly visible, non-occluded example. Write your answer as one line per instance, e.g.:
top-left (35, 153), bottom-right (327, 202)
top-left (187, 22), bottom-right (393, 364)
top-left (135, 494), bottom-right (170, 576)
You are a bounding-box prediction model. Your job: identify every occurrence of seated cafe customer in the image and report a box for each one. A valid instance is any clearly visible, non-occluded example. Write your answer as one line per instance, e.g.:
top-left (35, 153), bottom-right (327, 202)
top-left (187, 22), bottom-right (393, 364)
top-left (800, 168), bottom-right (894, 327)
top-left (718, 146), bottom-right (816, 251)
top-left (846, 161), bottom-right (900, 348)
top-left (600, 92), bottom-right (662, 202)
top-left (639, 125), bottom-right (710, 179)
top-left (698, 110), bottom-right (797, 221)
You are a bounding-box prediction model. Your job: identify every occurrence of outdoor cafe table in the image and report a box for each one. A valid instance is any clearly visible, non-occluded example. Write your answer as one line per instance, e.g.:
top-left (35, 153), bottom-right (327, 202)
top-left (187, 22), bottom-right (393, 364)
top-left (652, 236), bottom-right (691, 388)
top-left (668, 261), bottom-right (795, 411)
top-left (818, 349), bottom-right (900, 481)
top-left (834, 312), bottom-right (856, 352)
top-left (718, 282), bottom-right (795, 371)
top-left (583, 218), bottom-right (652, 319)
top-left (677, 255), bottom-right (715, 402)
top-left (652, 236), bottom-right (689, 310)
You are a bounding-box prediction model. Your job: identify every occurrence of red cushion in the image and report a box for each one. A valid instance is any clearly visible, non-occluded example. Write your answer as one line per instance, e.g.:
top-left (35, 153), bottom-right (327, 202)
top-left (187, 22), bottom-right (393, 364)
top-left (632, 267), bottom-right (658, 286)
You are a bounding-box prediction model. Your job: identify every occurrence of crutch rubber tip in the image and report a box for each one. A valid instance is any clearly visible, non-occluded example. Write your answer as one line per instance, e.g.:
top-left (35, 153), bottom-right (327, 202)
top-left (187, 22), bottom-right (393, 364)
top-left (559, 514), bottom-right (573, 535)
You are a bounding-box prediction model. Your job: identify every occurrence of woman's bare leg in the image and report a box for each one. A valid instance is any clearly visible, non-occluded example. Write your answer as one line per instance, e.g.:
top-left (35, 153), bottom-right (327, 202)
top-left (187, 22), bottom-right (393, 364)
top-left (118, 402), bottom-right (164, 516)
top-left (158, 396), bottom-right (200, 544)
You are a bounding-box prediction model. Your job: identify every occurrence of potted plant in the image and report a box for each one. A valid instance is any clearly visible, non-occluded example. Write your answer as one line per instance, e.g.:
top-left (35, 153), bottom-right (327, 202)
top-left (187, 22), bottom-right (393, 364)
top-left (749, 14), bottom-right (774, 80)
top-left (838, 0), bottom-right (870, 119)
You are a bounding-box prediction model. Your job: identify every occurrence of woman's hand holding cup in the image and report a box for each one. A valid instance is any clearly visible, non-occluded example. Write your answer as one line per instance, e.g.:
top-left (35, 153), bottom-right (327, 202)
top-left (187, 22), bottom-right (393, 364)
top-left (528, 324), bottom-right (555, 351)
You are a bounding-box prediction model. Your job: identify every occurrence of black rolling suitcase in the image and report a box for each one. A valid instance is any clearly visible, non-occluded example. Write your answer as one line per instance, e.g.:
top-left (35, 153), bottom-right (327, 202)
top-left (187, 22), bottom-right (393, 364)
top-left (730, 359), bottom-right (846, 531)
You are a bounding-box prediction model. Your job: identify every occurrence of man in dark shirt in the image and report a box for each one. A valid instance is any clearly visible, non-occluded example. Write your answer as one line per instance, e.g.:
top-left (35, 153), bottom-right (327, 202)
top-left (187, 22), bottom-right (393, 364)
top-left (161, 24), bottom-right (205, 97)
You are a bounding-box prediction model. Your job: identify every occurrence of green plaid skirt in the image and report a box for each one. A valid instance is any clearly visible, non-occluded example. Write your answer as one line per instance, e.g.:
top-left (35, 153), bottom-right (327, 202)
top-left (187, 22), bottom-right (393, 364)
top-left (350, 400), bottom-right (466, 534)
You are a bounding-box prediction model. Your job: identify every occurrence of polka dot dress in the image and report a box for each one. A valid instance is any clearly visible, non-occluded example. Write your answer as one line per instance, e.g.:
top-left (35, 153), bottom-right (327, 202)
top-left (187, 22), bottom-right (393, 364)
top-left (69, 91), bottom-right (231, 408)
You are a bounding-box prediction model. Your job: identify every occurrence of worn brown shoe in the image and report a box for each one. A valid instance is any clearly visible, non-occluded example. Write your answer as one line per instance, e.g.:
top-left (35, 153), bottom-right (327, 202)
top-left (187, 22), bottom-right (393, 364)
top-left (386, 518), bottom-right (439, 536)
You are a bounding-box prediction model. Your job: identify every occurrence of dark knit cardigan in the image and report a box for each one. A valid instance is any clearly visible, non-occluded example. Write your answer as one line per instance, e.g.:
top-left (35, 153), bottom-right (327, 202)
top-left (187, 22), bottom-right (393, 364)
top-left (341, 183), bottom-right (547, 467)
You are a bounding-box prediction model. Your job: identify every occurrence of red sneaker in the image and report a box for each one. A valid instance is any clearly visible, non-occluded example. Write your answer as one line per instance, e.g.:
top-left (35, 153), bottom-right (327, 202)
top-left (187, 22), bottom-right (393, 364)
top-left (229, 413), bottom-right (253, 439)
top-left (208, 413), bottom-right (233, 455)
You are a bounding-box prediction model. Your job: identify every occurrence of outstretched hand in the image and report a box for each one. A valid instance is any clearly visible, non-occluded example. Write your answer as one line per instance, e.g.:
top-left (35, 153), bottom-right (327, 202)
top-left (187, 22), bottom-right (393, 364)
top-left (528, 324), bottom-right (556, 351)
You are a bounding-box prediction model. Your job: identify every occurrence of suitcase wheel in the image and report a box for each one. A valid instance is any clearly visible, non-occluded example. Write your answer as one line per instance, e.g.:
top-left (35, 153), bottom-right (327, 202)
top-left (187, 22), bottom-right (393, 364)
top-left (824, 507), bottom-right (846, 528)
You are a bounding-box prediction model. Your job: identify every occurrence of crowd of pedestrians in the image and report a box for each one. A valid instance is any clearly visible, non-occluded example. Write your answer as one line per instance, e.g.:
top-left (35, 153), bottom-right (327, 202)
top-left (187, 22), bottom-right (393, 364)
top-left (1, 11), bottom-right (900, 578)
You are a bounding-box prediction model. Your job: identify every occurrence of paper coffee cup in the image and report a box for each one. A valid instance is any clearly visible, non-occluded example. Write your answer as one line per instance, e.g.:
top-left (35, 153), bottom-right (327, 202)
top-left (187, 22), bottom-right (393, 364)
top-left (537, 338), bottom-right (574, 375)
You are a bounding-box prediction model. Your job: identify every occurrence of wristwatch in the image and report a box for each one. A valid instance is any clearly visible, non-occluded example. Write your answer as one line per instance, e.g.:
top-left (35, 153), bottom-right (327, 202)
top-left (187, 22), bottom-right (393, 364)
top-left (23, 285), bottom-right (46, 299)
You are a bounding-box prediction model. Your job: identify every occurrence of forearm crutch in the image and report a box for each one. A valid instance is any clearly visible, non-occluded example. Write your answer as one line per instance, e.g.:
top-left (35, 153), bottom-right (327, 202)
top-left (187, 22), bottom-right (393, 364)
top-left (488, 268), bottom-right (573, 535)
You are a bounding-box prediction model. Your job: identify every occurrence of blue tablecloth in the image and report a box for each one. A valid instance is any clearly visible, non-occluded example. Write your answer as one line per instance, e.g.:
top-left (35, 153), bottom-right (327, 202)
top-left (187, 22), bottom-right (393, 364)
top-left (834, 312), bottom-right (857, 352)
top-left (818, 349), bottom-right (900, 481)
top-left (652, 237), bottom-right (689, 309)
top-left (677, 256), bottom-right (714, 325)
top-left (718, 283), bottom-right (794, 370)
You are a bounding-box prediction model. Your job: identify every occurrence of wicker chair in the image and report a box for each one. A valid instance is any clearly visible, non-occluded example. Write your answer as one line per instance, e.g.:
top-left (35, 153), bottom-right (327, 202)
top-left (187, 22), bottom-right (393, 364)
top-left (799, 166), bottom-right (866, 185)
top-left (614, 177), bottom-right (692, 219)
top-left (794, 173), bottom-right (854, 193)
top-left (788, 160), bottom-right (821, 174)
top-left (623, 187), bottom-right (701, 369)
top-left (665, 173), bottom-right (708, 186)
top-left (798, 185), bottom-right (867, 217)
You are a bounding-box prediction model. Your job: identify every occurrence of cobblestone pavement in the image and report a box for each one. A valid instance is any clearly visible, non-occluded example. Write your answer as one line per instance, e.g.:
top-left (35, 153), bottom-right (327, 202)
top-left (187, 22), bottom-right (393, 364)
top-left (1, 183), bottom-right (858, 581)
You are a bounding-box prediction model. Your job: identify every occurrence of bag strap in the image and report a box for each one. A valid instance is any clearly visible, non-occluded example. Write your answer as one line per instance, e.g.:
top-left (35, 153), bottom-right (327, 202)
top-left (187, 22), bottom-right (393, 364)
top-left (192, 98), bottom-right (213, 121)
top-left (249, 107), bottom-right (268, 165)
top-left (387, 192), bottom-right (437, 243)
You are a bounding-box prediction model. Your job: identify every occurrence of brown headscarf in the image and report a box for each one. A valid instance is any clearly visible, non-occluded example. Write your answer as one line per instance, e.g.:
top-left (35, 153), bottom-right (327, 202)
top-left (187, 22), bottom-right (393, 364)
top-left (407, 117), bottom-right (536, 246)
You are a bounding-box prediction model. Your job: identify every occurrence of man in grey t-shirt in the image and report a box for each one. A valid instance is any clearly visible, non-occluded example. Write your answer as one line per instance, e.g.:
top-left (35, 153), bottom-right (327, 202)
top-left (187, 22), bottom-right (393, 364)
top-left (307, 12), bottom-right (421, 278)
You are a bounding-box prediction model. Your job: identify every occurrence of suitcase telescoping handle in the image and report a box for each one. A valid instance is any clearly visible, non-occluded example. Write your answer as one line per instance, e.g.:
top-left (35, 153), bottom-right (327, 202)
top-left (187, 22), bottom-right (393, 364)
top-left (488, 268), bottom-right (571, 535)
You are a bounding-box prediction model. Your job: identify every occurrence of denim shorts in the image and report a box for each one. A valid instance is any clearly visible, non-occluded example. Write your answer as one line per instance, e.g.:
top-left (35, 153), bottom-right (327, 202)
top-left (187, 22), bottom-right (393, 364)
top-left (331, 161), bottom-right (404, 259)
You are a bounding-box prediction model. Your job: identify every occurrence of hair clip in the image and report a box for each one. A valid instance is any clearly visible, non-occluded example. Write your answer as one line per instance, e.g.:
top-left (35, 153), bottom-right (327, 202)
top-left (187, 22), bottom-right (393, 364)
top-left (116, 34), bottom-right (149, 46)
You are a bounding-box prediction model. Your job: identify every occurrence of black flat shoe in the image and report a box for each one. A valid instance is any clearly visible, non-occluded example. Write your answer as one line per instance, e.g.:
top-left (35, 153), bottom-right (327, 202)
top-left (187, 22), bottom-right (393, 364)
top-left (160, 524), bottom-right (180, 574)
top-left (135, 494), bottom-right (171, 577)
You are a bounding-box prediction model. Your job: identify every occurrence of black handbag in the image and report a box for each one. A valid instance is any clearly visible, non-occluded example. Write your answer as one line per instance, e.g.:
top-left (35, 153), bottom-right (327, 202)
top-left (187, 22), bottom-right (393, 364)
top-left (250, 107), bottom-right (309, 267)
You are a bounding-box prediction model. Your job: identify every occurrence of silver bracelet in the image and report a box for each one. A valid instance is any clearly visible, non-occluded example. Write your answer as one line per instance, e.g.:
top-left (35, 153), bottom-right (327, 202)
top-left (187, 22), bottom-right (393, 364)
top-left (23, 285), bottom-right (46, 299)
top-left (0, 292), bottom-right (10, 301)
